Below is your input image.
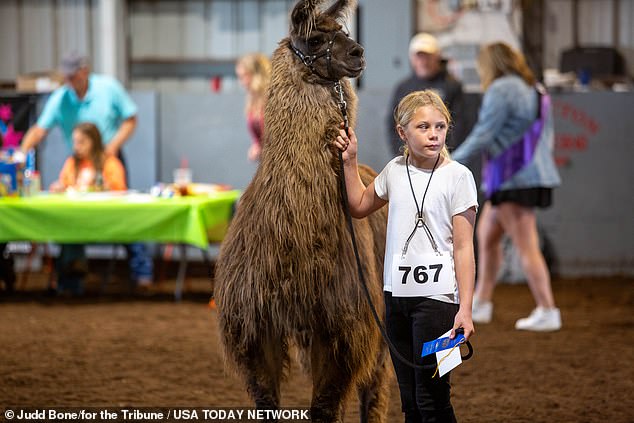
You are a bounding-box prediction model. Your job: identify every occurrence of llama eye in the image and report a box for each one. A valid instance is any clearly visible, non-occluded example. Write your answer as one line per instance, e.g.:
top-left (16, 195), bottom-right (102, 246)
top-left (307, 36), bottom-right (322, 48)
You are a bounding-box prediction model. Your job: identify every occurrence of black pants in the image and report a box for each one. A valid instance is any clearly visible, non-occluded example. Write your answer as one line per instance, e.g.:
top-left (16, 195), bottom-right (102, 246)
top-left (385, 292), bottom-right (459, 423)
top-left (0, 243), bottom-right (15, 292)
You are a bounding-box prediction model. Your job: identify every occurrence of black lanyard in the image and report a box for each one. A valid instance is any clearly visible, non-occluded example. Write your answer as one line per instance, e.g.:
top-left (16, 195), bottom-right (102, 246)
top-left (402, 154), bottom-right (441, 258)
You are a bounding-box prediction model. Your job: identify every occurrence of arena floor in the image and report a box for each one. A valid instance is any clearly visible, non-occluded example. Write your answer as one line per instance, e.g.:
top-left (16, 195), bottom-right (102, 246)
top-left (1, 269), bottom-right (632, 423)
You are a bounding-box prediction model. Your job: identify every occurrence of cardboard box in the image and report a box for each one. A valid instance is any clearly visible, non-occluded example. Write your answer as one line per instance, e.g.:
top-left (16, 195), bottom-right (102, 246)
top-left (16, 71), bottom-right (64, 93)
top-left (0, 161), bottom-right (19, 196)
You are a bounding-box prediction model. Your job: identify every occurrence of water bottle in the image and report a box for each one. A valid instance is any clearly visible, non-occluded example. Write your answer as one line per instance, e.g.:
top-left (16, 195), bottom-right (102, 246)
top-left (22, 149), bottom-right (36, 196)
top-left (30, 171), bottom-right (41, 195)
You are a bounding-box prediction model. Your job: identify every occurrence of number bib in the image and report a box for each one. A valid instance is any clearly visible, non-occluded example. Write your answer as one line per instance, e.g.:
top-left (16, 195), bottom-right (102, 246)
top-left (391, 252), bottom-right (455, 297)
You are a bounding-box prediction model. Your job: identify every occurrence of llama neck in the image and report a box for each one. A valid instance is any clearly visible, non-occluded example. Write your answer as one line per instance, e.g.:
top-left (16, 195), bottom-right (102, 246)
top-left (260, 41), bottom-right (357, 185)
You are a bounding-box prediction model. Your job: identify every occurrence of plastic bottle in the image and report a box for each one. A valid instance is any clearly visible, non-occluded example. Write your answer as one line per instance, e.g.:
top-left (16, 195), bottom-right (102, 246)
top-left (22, 149), bottom-right (36, 196)
top-left (30, 171), bottom-right (41, 195)
top-left (173, 157), bottom-right (192, 196)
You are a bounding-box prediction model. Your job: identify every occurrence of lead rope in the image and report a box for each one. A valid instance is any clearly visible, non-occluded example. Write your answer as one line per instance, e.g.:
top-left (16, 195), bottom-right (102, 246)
top-left (333, 82), bottom-right (473, 371)
top-left (402, 154), bottom-right (441, 258)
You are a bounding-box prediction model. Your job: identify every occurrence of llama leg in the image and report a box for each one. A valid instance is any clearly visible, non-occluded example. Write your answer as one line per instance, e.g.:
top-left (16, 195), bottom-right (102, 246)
top-left (357, 347), bottom-right (391, 423)
top-left (241, 336), bottom-right (287, 415)
top-left (310, 338), bottom-right (355, 423)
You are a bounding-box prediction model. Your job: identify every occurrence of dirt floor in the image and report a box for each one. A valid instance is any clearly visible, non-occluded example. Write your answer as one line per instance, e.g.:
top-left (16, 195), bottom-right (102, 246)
top-left (0, 263), bottom-right (632, 423)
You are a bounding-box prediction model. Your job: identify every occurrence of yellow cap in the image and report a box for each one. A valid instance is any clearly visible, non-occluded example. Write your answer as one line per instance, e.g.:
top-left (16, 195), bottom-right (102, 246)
top-left (409, 33), bottom-right (440, 55)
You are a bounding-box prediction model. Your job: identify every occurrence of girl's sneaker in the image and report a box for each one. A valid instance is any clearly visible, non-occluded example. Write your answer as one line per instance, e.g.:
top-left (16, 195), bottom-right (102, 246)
top-left (515, 307), bottom-right (562, 332)
top-left (472, 298), bottom-right (493, 323)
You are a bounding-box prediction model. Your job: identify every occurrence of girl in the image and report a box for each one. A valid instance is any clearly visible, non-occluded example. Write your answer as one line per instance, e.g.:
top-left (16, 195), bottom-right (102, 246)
top-left (51, 122), bottom-right (126, 192)
top-left (451, 42), bottom-right (562, 331)
top-left (50, 122), bottom-right (126, 295)
top-left (235, 53), bottom-right (271, 162)
top-left (334, 90), bottom-right (477, 423)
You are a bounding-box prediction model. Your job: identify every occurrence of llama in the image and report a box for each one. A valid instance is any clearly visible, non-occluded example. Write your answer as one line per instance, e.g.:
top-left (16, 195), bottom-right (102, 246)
top-left (215, 1), bottom-right (390, 421)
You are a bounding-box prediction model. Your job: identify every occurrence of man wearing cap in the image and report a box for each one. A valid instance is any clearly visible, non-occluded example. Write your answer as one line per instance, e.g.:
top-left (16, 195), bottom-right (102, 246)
top-left (21, 52), bottom-right (136, 160)
top-left (387, 32), bottom-right (465, 156)
top-left (20, 52), bottom-right (153, 289)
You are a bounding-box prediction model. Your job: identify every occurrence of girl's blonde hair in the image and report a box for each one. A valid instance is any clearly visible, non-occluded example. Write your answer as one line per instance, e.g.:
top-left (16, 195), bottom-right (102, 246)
top-left (477, 42), bottom-right (536, 90)
top-left (236, 52), bottom-right (272, 112)
top-left (394, 90), bottom-right (451, 159)
top-left (72, 122), bottom-right (105, 185)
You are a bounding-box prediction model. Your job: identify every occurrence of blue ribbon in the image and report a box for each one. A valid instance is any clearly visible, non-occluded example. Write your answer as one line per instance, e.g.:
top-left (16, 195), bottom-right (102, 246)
top-left (421, 333), bottom-right (466, 358)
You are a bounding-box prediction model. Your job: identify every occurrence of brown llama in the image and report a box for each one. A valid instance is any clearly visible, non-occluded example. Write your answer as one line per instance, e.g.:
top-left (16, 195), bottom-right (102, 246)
top-left (215, 1), bottom-right (390, 421)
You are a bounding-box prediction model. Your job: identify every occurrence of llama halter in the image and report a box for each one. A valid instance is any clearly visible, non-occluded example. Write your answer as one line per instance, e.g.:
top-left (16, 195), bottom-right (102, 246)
top-left (289, 31), bottom-right (340, 82)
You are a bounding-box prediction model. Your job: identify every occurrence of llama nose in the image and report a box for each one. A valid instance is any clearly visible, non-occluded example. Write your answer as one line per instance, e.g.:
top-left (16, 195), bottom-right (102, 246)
top-left (349, 44), bottom-right (364, 58)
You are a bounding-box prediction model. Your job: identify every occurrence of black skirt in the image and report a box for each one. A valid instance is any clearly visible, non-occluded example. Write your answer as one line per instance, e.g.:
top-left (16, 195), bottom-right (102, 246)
top-left (490, 187), bottom-right (553, 208)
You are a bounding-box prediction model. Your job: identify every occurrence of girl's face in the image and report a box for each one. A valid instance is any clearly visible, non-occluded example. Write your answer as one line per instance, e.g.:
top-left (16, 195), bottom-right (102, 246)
top-left (72, 129), bottom-right (93, 160)
top-left (235, 63), bottom-right (252, 90)
top-left (398, 105), bottom-right (448, 168)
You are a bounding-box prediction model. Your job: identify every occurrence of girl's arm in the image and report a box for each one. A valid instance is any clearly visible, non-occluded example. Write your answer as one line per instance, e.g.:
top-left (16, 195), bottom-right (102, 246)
top-left (451, 206), bottom-right (477, 340)
top-left (102, 157), bottom-right (127, 191)
top-left (50, 158), bottom-right (74, 192)
top-left (333, 127), bottom-right (387, 218)
top-left (451, 84), bottom-right (511, 165)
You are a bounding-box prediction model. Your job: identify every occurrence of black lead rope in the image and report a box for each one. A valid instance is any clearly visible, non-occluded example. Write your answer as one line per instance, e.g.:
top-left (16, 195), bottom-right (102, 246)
top-left (333, 84), bottom-right (473, 369)
top-left (402, 154), bottom-right (441, 258)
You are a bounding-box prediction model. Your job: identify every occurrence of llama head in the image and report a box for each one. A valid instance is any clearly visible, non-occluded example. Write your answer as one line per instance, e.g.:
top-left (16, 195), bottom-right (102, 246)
top-left (289, 0), bottom-right (365, 82)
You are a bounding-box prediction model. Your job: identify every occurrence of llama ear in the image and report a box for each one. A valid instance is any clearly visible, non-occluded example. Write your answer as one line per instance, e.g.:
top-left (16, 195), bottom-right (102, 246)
top-left (324, 0), bottom-right (357, 21)
top-left (290, 0), bottom-right (322, 33)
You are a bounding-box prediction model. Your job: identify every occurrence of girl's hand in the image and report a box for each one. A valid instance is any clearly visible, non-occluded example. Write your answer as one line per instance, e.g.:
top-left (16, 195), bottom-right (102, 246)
top-left (49, 180), bottom-right (64, 193)
top-left (104, 144), bottom-right (118, 158)
top-left (333, 123), bottom-right (358, 162)
top-left (451, 309), bottom-right (475, 341)
top-left (247, 143), bottom-right (262, 162)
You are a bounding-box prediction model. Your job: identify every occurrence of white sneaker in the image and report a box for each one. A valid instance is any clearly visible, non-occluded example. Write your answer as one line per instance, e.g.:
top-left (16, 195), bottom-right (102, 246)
top-left (515, 307), bottom-right (562, 332)
top-left (472, 298), bottom-right (493, 324)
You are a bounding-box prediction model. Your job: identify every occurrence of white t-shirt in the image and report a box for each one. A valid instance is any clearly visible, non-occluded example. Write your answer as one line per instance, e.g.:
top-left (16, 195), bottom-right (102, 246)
top-left (374, 156), bottom-right (478, 304)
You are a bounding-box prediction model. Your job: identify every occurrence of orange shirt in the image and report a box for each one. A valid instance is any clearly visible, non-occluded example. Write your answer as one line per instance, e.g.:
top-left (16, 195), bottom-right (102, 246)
top-left (58, 156), bottom-right (127, 191)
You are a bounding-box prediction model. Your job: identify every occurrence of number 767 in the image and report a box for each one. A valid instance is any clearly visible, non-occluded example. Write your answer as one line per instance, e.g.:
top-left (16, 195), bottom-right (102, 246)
top-left (398, 264), bottom-right (443, 284)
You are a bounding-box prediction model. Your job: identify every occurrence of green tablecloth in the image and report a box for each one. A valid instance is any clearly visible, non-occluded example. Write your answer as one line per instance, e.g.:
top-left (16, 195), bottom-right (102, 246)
top-left (0, 191), bottom-right (240, 249)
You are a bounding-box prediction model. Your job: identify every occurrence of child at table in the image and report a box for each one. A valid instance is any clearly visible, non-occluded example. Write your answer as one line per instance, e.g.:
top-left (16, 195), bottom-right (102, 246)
top-left (50, 122), bottom-right (126, 193)
top-left (51, 122), bottom-right (127, 295)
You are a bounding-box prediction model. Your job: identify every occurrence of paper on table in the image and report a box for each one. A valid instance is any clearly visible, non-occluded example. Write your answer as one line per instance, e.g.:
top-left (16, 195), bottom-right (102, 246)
top-left (65, 190), bottom-right (127, 200)
top-left (435, 329), bottom-right (462, 377)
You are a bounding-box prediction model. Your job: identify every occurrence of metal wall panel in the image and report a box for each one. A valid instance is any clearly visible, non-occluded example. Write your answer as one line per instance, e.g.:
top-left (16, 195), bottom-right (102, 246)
top-left (183, 0), bottom-right (207, 57)
top-left (156, 1), bottom-right (183, 57)
top-left (0, 0), bottom-right (20, 81)
top-left (206, 0), bottom-right (236, 58)
top-left (261, 0), bottom-right (291, 54)
top-left (618, 0), bottom-right (634, 76)
top-left (237, 0), bottom-right (261, 54)
top-left (130, 1), bottom-right (157, 58)
top-left (578, 0), bottom-right (613, 45)
top-left (1, 0), bottom-right (99, 78)
top-left (56, 0), bottom-right (91, 62)
top-left (20, 0), bottom-right (56, 73)
top-left (89, 0), bottom-right (102, 73)
top-left (4, 0), bottom-right (631, 89)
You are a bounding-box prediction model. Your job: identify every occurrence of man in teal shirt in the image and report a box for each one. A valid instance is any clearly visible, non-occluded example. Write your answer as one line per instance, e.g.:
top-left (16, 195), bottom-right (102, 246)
top-left (21, 52), bottom-right (153, 289)
top-left (21, 53), bottom-right (137, 159)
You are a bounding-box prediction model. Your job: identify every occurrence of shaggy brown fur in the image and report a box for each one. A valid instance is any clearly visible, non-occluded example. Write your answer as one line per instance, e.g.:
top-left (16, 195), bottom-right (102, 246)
top-left (215, 1), bottom-right (390, 422)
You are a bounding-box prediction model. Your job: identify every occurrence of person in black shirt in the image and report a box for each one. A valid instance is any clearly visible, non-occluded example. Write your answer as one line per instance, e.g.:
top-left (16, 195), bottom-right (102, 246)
top-left (387, 33), bottom-right (465, 156)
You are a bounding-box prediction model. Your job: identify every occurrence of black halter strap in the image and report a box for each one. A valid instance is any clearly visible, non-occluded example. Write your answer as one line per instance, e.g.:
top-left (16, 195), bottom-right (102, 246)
top-left (289, 32), bottom-right (338, 82)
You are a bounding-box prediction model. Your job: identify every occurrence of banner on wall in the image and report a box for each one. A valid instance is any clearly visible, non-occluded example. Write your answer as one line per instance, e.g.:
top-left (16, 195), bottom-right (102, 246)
top-left (0, 94), bottom-right (39, 149)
